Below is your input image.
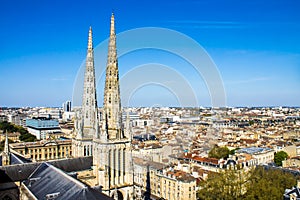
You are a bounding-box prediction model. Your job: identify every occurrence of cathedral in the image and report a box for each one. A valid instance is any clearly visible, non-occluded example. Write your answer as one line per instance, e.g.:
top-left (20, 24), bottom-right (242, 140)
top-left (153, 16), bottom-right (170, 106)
top-left (72, 13), bottom-right (133, 200)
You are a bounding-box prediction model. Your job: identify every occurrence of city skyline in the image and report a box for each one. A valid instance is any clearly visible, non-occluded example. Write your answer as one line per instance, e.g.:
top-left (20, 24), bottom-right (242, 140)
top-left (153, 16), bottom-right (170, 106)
top-left (0, 0), bottom-right (299, 107)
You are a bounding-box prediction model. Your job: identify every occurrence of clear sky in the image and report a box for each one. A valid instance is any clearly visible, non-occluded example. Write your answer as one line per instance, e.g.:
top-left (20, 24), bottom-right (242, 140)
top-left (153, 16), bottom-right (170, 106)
top-left (0, 0), bottom-right (299, 107)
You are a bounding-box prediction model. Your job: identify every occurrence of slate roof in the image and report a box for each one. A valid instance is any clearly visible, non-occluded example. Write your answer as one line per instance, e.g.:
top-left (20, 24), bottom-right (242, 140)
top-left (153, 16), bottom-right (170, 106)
top-left (11, 153), bottom-right (31, 165)
top-left (0, 152), bottom-right (31, 166)
top-left (23, 162), bottom-right (112, 200)
top-left (47, 156), bottom-right (93, 172)
top-left (0, 156), bottom-right (93, 182)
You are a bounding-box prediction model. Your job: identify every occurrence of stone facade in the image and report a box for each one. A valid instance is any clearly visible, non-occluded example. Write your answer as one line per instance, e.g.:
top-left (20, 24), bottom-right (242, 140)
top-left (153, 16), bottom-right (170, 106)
top-left (282, 157), bottom-right (300, 168)
top-left (133, 158), bottom-right (196, 200)
top-left (10, 140), bottom-right (72, 161)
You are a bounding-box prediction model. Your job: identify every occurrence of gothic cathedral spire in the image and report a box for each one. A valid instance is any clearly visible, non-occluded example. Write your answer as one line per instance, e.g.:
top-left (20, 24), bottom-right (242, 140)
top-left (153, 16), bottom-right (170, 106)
top-left (72, 27), bottom-right (99, 158)
top-left (81, 26), bottom-right (99, 139)
top-left (103, 13), bottom-right (123, 140)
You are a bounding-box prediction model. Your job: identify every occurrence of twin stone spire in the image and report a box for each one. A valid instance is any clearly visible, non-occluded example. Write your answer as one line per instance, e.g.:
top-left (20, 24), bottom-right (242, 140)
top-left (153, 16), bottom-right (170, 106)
top-left (76, 13), bottom-right (125, 141)
top-left (73, 14), bottom-right (133, 197)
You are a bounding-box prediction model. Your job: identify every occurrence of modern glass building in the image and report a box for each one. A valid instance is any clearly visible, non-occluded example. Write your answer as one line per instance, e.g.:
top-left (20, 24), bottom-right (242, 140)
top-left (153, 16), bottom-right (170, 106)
top-left (26, 118), bottom-right (60, 140)
top-left (26, 118), bottom-right (59, 129)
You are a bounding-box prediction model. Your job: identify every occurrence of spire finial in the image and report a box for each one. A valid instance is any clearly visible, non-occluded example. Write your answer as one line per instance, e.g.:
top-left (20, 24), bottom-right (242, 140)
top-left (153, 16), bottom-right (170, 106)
top-left (110, 13), bottom-right (115, 36)
top-left (88, 26), bottom-right (93, 50)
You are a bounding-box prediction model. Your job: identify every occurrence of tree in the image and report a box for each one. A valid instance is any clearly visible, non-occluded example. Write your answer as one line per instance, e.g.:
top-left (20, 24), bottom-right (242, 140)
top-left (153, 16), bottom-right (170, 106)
top-left (19, 133), bottom-right (36, 142)
top-left (229, 148), bottom-right (240, 155)
top-left (198, 166), bottom-right (297, 200)
top-left (0, 121), bottom-right (18, 133)
top-left (274, 151), bottom-right (288, 166)
top-left (244, 166), bottom-right (296, 199)
top-left (208, 145), bottom-right (230, 159)
top-left (0, 121), bottom-right (36, 142)
top-left (198, 168), bottom-right (250, 200)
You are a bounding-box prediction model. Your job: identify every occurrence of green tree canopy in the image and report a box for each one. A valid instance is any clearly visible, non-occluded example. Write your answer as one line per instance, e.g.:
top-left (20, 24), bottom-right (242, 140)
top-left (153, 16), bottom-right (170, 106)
top-left (19, 133), bottom-right (36, 142)
top-left (208, 145), bottom-right (230, 159)
top-left (244, 166), bottom-right (296, 199)
top-left (274, 151), bottom-right (288, 166)
top-left (197, 166), bottom-right (297, 200)
top-left (0, 121), bottom-right (18, 133)
top-left (0, 121), bottom-right (36, 142)
top-left (198, 168), bottom-right (248, 200)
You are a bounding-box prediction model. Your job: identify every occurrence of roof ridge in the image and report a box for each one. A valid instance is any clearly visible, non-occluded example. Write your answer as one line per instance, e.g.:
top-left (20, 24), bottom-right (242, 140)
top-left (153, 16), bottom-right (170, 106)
top-left (46, 163), bottom-right (87, 188)
top-left (28, 162), bottom-right (47, 179)
top-left (10, 153), bottom-right (25, 164)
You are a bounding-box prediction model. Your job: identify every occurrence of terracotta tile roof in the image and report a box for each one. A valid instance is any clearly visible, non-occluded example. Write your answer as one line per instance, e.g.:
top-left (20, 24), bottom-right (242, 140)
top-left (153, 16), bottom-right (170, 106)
top-left (181, 153), bottom-right (219, 165)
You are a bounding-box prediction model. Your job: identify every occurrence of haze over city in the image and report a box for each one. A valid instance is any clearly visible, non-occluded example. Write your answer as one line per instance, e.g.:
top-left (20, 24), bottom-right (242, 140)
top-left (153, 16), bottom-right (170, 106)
top-left (0, 0), bottom-right (299, 107)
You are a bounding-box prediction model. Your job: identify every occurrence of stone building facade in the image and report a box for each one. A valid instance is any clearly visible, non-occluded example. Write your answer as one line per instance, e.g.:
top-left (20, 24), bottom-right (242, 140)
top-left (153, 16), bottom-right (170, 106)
top-left (133, 158), bottom-right (196, 200)
top-left (10, 140), bottom-right (72, 161)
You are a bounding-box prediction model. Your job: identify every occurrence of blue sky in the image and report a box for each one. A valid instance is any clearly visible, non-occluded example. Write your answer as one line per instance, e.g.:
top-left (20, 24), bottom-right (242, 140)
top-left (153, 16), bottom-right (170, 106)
top-left (0, 0), bottom-right (299, 107)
